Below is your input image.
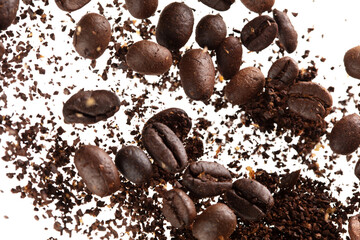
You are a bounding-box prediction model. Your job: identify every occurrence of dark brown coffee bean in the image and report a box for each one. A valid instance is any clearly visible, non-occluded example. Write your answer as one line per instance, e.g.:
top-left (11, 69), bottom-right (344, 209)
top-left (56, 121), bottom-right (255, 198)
top-left (349, 214), bottom-right (360, 240)
top-left (73, 13), bottom-right (111, 59)
top-left (156, 2), bottom-right (194, 51)
top-left (125, 0), bottom-right (158, 19)
top-left (273, 9), bottom-right (298, 53)
top-left (192, 203), bottom-right (237, 240)
top-left (126, 40), bottom-right (172, 75)
top-left (145, 108), bottom-right (192, 141)
top-left (196, 15), bottom-right (227, 50)
top-left (142, 122), bottom-right (188, 173)
top-left (267, 57), bottom-right (299, 90)
top-left (287, 82), bottom-right (332, 121)
top-left (0, 0), bottom-right (19, 30)
top-left (55, 0), bottom-right (90, 12)
top-left (182, 161), bottom-right (232, 198)
top-left (241, 15), bottom-right (278, 52)
top-left (179, 49), bottom-right (215, 101)
top-left (0, 42), bottom-right (5, 59)
top-left (225, 67), bottom-right (265, 105)
top-left (63, 90), bottom-right (120, 124)
top-left (225, 178), bottom-right (274, 222)
top-left (344, 46), bottom-right (360, 79)
top-left (355, 160), bottom-right (360, 180)
top-left (74, 145), bottom-right (121, 197)
top-left (216, 36), bottom-right (243, 80)
top-left (279, 169), bottom-right (301, 190)
top-left (240, 0), bottom-right (275, 13)
top-left (162, 189), bottom-right (196, 229)
top-left (329, 114), bottom-right (360, 155)
top-left (115, 146), bottom-right (152, 185)
top-left (199, 0), bottom-right (235, 11)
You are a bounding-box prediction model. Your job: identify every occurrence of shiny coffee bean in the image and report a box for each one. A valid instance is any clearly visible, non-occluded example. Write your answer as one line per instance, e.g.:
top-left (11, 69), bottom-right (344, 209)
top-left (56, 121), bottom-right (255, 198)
top-left (225, 178), bottom-right (274, 222)
top-left (349, 214), bottom-right (360, 240)
top-left (267, 57), bottom-right (299, 90)
top-left (182, 161), bottom-right (232, 198)
top-left (115, 146), bottom-right (152, 185)
top-left (355, 160), bottom-right (360, 180)
top-left (162, 189), bottom-right (196, 229)
top-left (199, 0), bottom-right (235, 11)
top-left (225, 67), bottom-right (265, 105)
top-left (196, 14), bottom-right (226, 50)
top-left (125, 0), bottom-right (158, 19)
top-left (344, 46), bottom-right (360, 79)
top-left (329, 114), bottom-right (360, 155)
top-left (126, 40), bottom-right (172, 75)
top-left (179, 49), bottom-right (215, 101)
top-left (0, 0), bottom-right (19, 30)
top-left (73, 13), bottom-right (111, 59)
top-left (287, 82), bottom-right (332, 121)
top-left (241, 15), bottom-right (278, 52)
top-left (156, 2), bottom-right (194, 51)
top-left (273, 9), bottom-right (298, 53)
top-left (74, 145), bottom-right (121, 197)
top-left (216, 36), bottom-right (243, 80)
top-left (192, 203), bottom-right (237, 240)
top-left (63, 90), bottom-right (120, 124)
top-left (240, 0), bottom-right (275, 14)
top-left (55, 0), bottom-right (90, 12)
top-left (142, 122), bottom-right (188, 173)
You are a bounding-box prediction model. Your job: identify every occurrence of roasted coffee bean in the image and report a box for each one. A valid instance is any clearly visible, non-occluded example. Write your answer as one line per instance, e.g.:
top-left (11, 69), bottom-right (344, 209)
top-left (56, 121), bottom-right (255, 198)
top-left (156, 2), bottom-right (194, 51)
top-left (125, 0), bottom-right (158, 19)
top-left (241, 15), bottom-right (278, 52)
top-left (162, 189), bottom-right (196, 229)
top-left (225, 178), bottom-right (274, 222)
top-left (195, 15), bottom-right (227, 50)
top-left (73, 13), bottom-right (111, 59)
top-left (273, 9), bottom-right (298, 53)
top-left (55, 0), bottom-right (90, 12)
top-left (63, 90), bottom-right (120, 124)
top-left (182, 161), bottom-right (232, 198)
top-left (349, 214), bottom-right (360, 240)
top-left (142, 122), bottom-right (188, 173)
top-left (115, 146), bottom-right (152, 185)
top-left (144, 108), bottom-right (192, 141)
top-left (74, 145), bottom-right (121, 197)
top-left (329, 114), bottom-right (360, 155)
top-left (192, 203), bottom-right (237, 240)
top-left (267, 57), bottom-right (299, 90)
top-left (179, 49), bottom-right (215, 101)
top-left (0, 0), bottom-right (19, 30)
top-left (0, 42), bottom-right (4, 59)
top-left (225, 67), bottom-right (265, 105)
top-left (287, 82), bottom-right (332, 121)
top-left (355, 160), bottom-right (360, 180)
top-left (279, 169), bottom-right (301, 190)
top-left (126, 40), bottom-right (172, 75)
top-left (344, 46), bottom-right (360, 79)
top-left (240, 0), bottom-right (275, 13)
top-left (216, 36), bottom-right (243, 80)
top-left (199, 0), bottom-right (235, 11)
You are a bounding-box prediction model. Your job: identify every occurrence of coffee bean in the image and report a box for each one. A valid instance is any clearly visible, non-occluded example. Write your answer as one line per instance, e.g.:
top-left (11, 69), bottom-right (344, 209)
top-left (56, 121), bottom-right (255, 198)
top-left (125, 0), bottom-right (158, 19)
top-left (349, 214), bottom-right (360, 240)
top-left (182, 161), bottom-right (232, 198)
top-left (156, 2), bottom-right (194, 51)
top-left (192, 203), bottom-right (237, 240)
top-left (225, 67), bottom-right (265, 105)
top-left (355, 160), bottom-right (360, 180)
top-left (115, 146), bottom-right (152, 185)
top-left (273, 9), bottom-right (298, 53)
top-left (241, 15), bottom-right (278, 52)
top-left (199, 0), bottom-right (235, 11)
top-left (267, 57), bottom-right (299, 90)
top-left (142, 122), bottom-right (188, 173)
top-left (73, 13), bottom-right (111, 59)
top-left (162, 189), bottom-right (196, 229)
top-left (0, 42), bottom-right (5, 59)
top-left (329, 114), bottom-right (360, 155)
top-left (55, 0), bottom-right (90, 12)
top-left (279, 169), bottom-right (301, 190)
top-left (225, 178), bottom-right (274, 222)
top-left (216, 36), bottom-right (243, 80)
top-left (74, 145), bottom-right (121, 197)
top-left (126, 40), bottom-right (172, 75)
top-left (179, 49), bottom-right (215, 101)
top-left (0, 0), bottom-right (19, 30)
top-left (196, 14), bottom-right (227, 50)
top-left (145, 108), bottom-right (192, 141)
top-left (63, 90), bottom-right (120, 124)
top-left (287, 82), bottom-right (332, 121)
top-left (344, 46), bottom-right (360, 79)
top-left (240, 0), bottom-right (275, 13)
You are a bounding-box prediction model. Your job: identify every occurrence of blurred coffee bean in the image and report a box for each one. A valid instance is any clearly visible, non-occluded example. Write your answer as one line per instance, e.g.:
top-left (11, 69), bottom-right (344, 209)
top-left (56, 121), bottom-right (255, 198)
top-left (349, 214), bottom-right (360, 240)
top-left (216, 36), bottom-right (243, 80)
top-left (355, 160), bottom-right (360, 180)
top-left (267, 57), bottom-right (299, 90)
top-left (0, 0), bottom-right (19, 30)
top-left (273, 9), bottom-right (298, 53)
top-left (344, 46), bottom-right (360, 79)
top-left (0, 42), bottom-right (4, 59)
top-left (240, 0), bottom-right (275, 14)
top-left (279, 169), bottom-right (301, 190)
top-left (125, 0), bottom-right (158, 19)
top-left (199, 0), bottom-right (235, 11)
top-left (55, 0), bottom-right (91, 12)
top-left (196, 14), bottom-right (226, 50)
